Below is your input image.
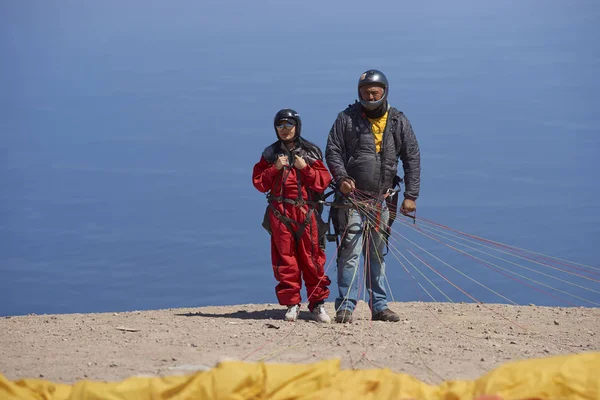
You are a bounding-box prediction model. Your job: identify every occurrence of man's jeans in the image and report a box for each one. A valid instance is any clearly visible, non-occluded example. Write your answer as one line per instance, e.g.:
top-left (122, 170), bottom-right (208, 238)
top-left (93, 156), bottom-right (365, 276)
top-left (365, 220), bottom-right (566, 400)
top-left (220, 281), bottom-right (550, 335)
top-left (335, 203), bottom-right (390, 314)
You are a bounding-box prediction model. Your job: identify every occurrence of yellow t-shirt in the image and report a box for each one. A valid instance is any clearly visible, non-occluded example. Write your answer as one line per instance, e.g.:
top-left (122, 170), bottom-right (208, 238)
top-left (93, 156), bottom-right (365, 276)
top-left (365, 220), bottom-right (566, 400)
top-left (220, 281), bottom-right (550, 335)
top-left (367, 110), bottom-right (388, 153)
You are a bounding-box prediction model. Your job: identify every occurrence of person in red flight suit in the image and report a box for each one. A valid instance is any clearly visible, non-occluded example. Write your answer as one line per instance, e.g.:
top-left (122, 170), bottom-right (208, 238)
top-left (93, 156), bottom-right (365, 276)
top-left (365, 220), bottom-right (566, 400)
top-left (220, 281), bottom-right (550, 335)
top-left (253, 109), bottom-right (332, 323)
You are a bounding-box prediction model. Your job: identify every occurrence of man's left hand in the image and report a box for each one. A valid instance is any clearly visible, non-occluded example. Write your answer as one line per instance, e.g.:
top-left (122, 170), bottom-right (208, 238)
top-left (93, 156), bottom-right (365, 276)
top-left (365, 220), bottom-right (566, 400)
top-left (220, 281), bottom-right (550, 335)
top-left (400, 199), bottom-right (416, 214)
top-left (294, 155), bottom-right (307, 170)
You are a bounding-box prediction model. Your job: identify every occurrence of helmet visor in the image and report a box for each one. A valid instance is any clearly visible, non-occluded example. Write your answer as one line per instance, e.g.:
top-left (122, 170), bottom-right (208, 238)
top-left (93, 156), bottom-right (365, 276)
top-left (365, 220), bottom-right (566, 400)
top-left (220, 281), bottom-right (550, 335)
top-left (275, 119), bottom-right (296, 130)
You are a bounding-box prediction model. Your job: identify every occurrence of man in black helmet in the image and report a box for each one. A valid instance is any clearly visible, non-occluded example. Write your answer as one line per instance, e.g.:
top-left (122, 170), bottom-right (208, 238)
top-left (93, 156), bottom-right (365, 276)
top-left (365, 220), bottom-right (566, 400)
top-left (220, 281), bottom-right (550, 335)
top-left (325, 70), bottom-right (421, 323)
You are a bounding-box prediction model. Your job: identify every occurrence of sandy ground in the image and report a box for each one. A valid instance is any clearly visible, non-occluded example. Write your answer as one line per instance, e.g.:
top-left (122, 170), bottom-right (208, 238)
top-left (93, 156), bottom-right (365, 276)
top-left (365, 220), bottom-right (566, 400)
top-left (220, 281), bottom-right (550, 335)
top-left (1, 301), bottom-right (599, 385)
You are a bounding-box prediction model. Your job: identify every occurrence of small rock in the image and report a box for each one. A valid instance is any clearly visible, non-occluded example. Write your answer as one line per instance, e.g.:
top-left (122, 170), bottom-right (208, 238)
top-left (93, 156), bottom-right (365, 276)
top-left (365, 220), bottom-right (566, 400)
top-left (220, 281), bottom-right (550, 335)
top-left (510, 341), bottom-right (517, 344)
top-left (480, 357), bottom-right (485, 362)
top-left (39, 374), bottom-right (44, 378)
top-left (553, 320), bottom-right (559, 326)
top-left (529, 303), bottom-right (535, 306)
top-left (109, 363), bottom-right (117, 368)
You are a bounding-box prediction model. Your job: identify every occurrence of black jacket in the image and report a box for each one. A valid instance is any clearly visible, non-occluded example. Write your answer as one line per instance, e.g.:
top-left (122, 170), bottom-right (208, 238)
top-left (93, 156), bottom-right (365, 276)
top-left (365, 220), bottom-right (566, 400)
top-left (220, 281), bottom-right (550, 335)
top-left (325, 102), bottom-right (420, 200)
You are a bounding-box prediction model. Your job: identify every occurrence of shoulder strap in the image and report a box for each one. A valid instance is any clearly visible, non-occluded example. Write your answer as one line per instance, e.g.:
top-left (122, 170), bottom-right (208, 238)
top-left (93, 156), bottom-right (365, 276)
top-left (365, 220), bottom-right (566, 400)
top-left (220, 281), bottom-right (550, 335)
top-left (387, 107), bottom-right (403, 155)
top-left (297, 138), bottom-right (323, 164)
top-left (262, 141), bottom-right (281, 163)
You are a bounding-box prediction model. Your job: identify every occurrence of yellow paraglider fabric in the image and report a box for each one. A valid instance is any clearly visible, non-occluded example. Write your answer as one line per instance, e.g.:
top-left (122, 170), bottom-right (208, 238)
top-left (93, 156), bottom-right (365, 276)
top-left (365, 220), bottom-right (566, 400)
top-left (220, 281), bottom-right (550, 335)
top-left (1, 352), bottom-right (598, 400)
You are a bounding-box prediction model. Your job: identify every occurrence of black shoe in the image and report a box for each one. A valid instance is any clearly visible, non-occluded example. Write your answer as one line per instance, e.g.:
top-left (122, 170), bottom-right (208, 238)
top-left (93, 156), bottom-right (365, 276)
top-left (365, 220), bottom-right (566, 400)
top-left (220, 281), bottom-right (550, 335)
top-left (372, 308), bottom-right (400, 322)
top-left (335, 309), bottom-right (353, 323)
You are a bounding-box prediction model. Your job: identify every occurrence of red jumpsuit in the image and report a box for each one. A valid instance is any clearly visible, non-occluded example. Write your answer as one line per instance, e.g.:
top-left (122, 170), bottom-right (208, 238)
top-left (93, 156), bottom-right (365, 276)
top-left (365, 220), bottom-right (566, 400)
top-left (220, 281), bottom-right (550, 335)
top-left (253, 155), bottom-right (332, 311)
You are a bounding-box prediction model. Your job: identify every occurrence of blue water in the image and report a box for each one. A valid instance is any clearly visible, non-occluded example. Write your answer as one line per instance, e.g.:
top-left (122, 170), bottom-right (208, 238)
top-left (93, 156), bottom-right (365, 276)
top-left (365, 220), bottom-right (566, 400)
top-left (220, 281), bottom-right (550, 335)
top-left (1, 1), bottom-right (599, 316)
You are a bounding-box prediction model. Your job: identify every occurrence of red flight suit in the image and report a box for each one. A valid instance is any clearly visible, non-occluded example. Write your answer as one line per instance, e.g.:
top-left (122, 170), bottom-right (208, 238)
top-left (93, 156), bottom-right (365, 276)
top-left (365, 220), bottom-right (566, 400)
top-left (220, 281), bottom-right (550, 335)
top-left (253, 148), bottom-right (332, 311)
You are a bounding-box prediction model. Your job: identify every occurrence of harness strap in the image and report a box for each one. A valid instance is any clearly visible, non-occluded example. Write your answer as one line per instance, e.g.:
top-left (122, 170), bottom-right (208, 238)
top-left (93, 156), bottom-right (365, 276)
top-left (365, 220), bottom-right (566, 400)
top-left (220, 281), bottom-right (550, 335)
top-left (266, 162), bottom-right (316, 241)
top-left (268, 195), bottom-right (319, 207)
top-left (268, 203), bottom-right (315, 241)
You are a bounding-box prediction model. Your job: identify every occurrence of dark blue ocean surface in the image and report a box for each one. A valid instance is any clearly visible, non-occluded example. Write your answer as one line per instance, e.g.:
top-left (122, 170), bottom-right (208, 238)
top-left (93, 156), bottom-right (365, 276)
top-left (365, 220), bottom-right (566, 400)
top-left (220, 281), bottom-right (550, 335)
top-left (1, 1), bottom-right (599, 316)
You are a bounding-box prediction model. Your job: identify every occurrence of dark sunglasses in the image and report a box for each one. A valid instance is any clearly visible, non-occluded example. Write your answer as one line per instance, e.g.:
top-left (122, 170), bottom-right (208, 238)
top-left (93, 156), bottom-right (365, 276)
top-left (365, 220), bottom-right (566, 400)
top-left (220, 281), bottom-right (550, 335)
top-left (276, 121), bottom-right (296, 129)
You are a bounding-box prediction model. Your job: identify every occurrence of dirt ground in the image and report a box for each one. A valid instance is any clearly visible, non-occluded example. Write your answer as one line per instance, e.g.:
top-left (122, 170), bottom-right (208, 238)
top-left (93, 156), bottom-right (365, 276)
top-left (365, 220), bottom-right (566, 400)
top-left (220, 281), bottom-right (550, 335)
top-left (1, 301), bottom-right (598, 385)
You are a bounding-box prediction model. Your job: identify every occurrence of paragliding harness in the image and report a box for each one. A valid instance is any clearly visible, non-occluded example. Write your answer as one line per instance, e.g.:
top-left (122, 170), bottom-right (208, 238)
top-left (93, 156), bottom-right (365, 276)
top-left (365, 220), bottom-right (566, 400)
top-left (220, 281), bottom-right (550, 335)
top-left (382, 175), bottom-right (404, 251)
top-left (261, 157), bottom-right (330, 249)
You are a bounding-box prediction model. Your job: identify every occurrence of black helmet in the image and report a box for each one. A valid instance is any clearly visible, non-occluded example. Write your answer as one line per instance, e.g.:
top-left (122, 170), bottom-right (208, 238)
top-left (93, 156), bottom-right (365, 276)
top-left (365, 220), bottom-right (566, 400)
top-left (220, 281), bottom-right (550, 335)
top-left (273, 108), bottom-right (302, 140)
top-left (357, 69), bottom-right (389, 111)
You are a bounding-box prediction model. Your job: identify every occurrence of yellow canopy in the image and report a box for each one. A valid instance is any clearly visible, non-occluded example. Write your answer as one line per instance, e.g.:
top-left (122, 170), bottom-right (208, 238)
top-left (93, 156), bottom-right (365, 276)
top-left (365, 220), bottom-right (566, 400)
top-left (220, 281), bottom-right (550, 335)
top-left (1, 352), bottom-right (598, 400)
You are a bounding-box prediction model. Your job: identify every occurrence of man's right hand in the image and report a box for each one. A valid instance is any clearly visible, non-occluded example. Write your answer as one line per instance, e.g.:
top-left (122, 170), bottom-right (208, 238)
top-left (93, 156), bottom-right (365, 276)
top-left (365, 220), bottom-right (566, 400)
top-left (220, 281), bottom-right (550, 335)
top-left (340, 179), bottom-right (355, 195)
top-left (275, 155), bottom-right (288, 170)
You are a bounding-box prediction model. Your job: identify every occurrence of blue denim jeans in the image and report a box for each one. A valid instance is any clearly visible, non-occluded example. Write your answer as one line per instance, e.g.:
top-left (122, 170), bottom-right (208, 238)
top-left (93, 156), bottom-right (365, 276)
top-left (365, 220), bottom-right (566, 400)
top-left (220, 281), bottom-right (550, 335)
top-left (334, 203), bottom-right (390, 314)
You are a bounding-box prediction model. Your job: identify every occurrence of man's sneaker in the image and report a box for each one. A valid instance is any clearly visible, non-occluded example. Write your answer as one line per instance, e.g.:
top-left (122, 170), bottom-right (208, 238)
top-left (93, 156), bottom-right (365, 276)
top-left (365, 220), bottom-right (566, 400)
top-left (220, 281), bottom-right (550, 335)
top-left (335, 309), bottom-right (353, 323)
top-left (284, 304), bottom-right (300, 322)
top-left (372, 308), bottom-right (400, 322)
top-left (312, 304), bottom-right (331, 323)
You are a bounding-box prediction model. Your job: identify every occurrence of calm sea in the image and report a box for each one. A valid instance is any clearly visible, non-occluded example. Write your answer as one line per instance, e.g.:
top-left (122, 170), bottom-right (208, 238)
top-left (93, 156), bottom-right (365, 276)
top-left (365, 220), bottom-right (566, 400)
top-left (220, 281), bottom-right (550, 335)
top-left (1, 1), bottom-right (599, 316)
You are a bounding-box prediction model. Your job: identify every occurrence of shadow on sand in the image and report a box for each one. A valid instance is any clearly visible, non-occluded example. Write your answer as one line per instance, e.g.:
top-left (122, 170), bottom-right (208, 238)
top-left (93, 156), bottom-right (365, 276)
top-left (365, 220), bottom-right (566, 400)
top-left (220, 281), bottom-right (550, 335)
top-left (175, 308), bottom-right (315, 321)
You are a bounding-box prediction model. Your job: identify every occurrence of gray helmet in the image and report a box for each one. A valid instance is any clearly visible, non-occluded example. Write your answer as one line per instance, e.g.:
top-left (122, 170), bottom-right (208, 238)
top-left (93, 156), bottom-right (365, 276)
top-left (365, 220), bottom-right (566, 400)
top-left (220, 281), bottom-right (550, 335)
top-left (273, 108), bottom-right (301, 140)
top-left (357, 69), bottom-right (389, 111)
